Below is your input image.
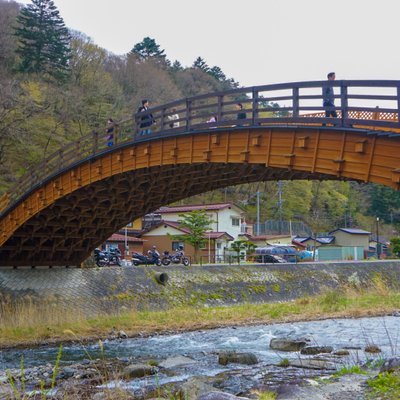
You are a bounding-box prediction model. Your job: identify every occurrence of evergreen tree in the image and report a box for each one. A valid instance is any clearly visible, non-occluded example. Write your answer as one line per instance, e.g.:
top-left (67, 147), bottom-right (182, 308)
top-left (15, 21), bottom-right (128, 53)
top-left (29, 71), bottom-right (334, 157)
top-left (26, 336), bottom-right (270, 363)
top-left (369, 184), bottom-right (400, 223)
top-left (192, 56), bottom-right (209, 72)
top-left (208, 66), bottom-right (226, 82)
top-left (131, 37), bottom-right (167, 63)
top-left (170, 210), bottom-right (213, 263)
top-left (14, 0), bottom-right (71, 80)
top-left (171, 60), bottom-right (183, 71)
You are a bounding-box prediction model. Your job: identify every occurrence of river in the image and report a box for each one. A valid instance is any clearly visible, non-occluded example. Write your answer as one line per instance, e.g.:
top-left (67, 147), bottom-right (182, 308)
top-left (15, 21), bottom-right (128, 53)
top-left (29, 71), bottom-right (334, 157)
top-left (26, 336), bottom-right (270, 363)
top-left (0, 315), bottom-right (398, 397)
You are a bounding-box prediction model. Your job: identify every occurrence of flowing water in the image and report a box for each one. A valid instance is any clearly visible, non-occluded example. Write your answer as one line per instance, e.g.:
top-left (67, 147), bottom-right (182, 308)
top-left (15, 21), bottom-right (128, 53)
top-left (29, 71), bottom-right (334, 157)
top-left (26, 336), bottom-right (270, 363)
top-left (0, 316), bottom-right (399, 394)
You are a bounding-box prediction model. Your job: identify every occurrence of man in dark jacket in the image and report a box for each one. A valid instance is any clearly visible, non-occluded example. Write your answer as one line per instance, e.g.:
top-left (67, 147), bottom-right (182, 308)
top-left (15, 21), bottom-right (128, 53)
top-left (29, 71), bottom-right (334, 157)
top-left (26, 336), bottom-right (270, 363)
top-left (322, 72), bottom-right (337, 119)
top-left (137, 99), bottom-right (155, 135)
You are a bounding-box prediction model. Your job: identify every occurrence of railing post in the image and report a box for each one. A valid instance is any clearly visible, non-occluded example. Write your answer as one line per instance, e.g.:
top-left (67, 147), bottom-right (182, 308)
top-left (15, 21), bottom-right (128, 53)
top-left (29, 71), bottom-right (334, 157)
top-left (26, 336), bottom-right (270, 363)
top-left (133, 112), bottom-right (139, 139)
top-left (92, 131), bottom-right (98, 154)
top-left (252, 88), bottom-right (258, 125)
top-left (397, 85), bottom-right (400, 126)
top-left (160, 108), bottom-right (165, 131)
top-left (340, 81), bottom-right (348, 127)
top-left (186, 99), bottom-right (192, 130)
top-left (292, 87), bottom-right (299, 119)
top-left (217, 95), bottom-right (223, 122)
top-left (114, 124), bottom-right (119, 145)
top-left (58, 149), bottom-right (64, 169)
top-left (372, 106), bottom-right (380, 120)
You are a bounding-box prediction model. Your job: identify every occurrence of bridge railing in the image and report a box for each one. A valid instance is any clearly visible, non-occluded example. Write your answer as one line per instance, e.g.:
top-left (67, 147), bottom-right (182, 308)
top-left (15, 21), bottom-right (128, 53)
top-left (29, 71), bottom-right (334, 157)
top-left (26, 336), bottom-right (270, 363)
top-left (1, 80), bottom-right (400, 215)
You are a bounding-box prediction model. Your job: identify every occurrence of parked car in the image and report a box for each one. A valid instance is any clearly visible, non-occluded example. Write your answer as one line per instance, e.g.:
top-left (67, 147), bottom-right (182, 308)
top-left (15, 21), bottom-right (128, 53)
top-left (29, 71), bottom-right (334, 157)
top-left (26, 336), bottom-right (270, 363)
top-left (257, 254), bottom-right (288, 263)
top-left (255, 246), bottom-right (297, 262)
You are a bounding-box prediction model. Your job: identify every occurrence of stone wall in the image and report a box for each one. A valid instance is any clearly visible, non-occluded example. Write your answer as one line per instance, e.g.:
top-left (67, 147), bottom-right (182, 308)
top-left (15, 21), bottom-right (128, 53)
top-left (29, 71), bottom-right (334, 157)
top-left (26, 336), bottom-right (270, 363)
top-left (1, 261), bottom-right (399, 315)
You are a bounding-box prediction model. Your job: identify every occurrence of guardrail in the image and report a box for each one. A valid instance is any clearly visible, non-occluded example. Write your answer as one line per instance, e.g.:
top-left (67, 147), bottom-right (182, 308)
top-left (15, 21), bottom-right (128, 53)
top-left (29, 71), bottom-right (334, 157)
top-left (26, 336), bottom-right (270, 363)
top-left (1, 80), bottom-right (399, 215)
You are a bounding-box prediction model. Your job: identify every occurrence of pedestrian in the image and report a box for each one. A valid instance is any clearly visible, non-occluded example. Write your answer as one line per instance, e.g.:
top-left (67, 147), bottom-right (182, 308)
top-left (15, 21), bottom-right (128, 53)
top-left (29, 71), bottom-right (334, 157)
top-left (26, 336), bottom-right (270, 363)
top-left (168, 108), bottom-right (180, 128)
top-left (236, 103), bottom-right (246, 125)
top-left (207, 115), bottom-right (217, 123)
top-left (137, 99), bottom-right (155, 135)
top-left (322, 72), bottom-right (337, 123)
top-left (106, 118), bottom-right (115, 147)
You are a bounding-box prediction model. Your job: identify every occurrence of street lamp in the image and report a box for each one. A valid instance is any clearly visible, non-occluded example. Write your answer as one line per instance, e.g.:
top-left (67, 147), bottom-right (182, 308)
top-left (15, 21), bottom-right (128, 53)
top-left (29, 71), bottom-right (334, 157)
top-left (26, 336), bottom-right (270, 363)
top-left (376, 217), bottom-right (380, 259)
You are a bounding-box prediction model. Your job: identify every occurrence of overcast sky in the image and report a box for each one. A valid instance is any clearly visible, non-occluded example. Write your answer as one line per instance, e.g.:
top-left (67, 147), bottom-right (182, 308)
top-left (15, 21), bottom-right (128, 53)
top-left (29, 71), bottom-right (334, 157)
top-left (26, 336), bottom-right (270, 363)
top-left (17, 0), bottom-right (400, 88)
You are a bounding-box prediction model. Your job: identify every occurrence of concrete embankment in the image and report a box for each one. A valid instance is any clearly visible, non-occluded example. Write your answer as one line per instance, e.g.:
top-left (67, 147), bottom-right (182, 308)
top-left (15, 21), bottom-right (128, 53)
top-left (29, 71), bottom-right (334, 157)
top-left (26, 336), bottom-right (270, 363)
top-left (1, 261), bottom-right (400, 314)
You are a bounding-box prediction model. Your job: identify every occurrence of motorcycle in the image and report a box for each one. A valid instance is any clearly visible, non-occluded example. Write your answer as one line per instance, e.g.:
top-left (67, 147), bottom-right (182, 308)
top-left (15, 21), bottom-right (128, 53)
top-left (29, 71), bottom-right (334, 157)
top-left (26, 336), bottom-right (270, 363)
top-left (161, 250), bottom-right (190, 266)
top-left (94, 248), bottom-right (122, 267)
top-left (131, 250), bottom-right (162, 266)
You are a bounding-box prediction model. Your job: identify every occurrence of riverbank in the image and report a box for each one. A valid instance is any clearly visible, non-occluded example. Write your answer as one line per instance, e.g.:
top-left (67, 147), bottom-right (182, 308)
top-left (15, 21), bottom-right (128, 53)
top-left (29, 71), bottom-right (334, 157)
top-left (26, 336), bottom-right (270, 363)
top-left (1, 287), bottom-right (399, 349)
top-left (1, 261), bottom-right (400, 348)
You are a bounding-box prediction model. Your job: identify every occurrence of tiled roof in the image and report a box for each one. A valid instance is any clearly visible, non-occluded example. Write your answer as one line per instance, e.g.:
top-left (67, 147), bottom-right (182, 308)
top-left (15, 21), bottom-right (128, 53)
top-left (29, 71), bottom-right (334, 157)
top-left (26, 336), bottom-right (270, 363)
top-left (293, 236), bottom-right (335, 244)
top-left (161, 220), bottom-right (191, 233)
top-left (141, 220), bottom-right (233, 240)
top-left (239, 233), bottom-right (291, 240)
top-left (155, 203), bottom-right (238, 213)
top-left (316, 236), bottom-right (335, 244)
top-left (293, 237), bottom-right (312, 243)
top-left (329, 228), bottom-right (371, 235)
top-left (204, 232), bottom-right (234, 240)
top-left (107, 234), bottom-right (145, 242)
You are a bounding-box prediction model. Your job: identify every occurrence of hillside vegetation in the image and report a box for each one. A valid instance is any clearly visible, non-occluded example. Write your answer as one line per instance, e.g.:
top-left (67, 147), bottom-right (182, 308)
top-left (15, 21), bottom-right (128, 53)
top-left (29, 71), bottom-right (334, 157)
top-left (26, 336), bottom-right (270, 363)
top-left (1, 0), bottom-right (400, 238)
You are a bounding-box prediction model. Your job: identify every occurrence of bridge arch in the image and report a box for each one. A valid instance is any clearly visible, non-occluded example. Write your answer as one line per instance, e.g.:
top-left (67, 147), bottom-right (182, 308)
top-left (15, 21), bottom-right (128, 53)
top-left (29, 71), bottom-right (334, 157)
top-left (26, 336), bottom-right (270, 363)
top-left (1, 80), bottom-right (400, 266)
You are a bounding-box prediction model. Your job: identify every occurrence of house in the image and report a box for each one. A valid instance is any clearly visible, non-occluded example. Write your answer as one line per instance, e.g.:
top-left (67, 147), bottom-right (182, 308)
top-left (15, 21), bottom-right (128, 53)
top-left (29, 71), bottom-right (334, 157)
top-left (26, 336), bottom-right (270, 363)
top-left (329, 228), bottom-right (370, 250)
top-left (153, 203), bottom-right (245, 241)
top-left (239, 233), bottom-right (293, 247)
top-left (138, 220), bottom-right (234, 263)
top-left (105, 233), bottom-right (146, 258)
top-left (293, 236), bottom-right (335, 251)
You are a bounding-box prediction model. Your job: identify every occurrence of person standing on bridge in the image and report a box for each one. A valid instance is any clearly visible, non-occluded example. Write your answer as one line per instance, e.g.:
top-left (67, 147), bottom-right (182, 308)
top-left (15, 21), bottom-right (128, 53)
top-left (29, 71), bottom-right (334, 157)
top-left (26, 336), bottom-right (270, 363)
top-left (236, 103), bottom-right (247, 126)
top-left (137, 99), bottom-right (155, 135)
top-left (322, 72), bottom-right (337, 124)
top-left (106, 118), bottom-right (115, 147)
top-left (168, 108), bottom-right (180, 128)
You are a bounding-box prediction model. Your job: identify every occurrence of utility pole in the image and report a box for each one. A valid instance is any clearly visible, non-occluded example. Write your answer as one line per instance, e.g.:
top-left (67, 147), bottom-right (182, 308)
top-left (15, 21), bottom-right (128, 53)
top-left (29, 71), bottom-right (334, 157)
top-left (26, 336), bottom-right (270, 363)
top-left (277, 181), bottom-right (283, 234)
top-left (376, 217), bottom-right (380, 259)
top-left (256, 191), bottom-right (260, 236)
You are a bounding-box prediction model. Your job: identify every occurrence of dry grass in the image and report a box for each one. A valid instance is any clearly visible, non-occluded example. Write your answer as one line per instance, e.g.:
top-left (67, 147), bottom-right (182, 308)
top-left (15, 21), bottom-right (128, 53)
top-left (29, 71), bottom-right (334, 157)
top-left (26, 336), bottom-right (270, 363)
top-left (0, 287), bottom-right (399, 348)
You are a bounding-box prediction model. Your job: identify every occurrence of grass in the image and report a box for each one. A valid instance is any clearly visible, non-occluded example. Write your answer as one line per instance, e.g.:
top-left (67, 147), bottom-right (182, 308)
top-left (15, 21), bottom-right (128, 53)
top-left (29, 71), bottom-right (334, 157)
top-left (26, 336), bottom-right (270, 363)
top-left (0, 288), bottom-right (399, 347)
top-left (334, 364), bottom-right (367, 377)
top-left (251, 390), bottom-right (277, 400)
top-left (367, 371), bottom-right (400, 399)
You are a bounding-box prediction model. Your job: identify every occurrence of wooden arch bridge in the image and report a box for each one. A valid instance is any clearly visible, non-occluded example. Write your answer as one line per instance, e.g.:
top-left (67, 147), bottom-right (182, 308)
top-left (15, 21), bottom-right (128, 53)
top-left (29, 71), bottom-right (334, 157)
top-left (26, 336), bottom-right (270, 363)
top-left (1, 79), bottom-right (400, 267)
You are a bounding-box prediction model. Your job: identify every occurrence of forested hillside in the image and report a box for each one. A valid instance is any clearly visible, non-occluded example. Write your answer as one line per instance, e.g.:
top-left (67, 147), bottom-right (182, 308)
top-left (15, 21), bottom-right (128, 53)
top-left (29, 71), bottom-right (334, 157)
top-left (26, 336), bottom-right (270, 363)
top-left (1, 0), bottom-right (400, 238)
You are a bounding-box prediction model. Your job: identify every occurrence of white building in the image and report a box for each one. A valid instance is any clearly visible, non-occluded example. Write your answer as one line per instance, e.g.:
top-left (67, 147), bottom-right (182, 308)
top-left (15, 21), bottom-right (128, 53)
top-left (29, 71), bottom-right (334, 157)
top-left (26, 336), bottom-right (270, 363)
top-left (154, 203), bottom-right (245, 241)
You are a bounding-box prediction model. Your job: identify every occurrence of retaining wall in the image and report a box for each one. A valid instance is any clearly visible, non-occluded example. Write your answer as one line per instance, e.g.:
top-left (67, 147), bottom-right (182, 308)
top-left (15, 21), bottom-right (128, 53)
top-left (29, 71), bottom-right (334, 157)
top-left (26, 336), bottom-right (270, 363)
top-left (1, 261), bottom-right (400, 314)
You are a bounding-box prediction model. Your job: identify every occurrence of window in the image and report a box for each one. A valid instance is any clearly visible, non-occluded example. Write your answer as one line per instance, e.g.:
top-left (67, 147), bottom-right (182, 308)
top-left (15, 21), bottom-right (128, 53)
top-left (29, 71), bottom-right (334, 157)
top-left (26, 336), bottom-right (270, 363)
top-left (172, 242), bottom-right (184, 251)
top-left (217, 242), bottom-right (222, 249)
top-left (231, 217), bottom-right (240, 226)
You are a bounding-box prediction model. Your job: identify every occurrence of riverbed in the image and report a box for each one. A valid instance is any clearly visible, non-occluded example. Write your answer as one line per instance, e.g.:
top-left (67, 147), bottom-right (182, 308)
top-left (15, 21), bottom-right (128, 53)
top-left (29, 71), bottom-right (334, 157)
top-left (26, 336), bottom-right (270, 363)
top-left (0, 315), bottom-right (398, 398)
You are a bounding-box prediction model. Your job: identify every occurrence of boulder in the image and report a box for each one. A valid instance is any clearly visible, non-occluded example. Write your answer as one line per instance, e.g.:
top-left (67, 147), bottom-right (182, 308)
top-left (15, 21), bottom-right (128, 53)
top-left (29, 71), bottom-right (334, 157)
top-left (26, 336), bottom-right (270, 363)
top-left (290, 359), bottom-right (336, 370)
top-left (364, 345), bottom-right (381, 353)
top-left (334, 349), bottom-right (350, 356)
top-left (159, 355), bottom-right (196, 368)
top-left (198, 391), bottom-right (250, 400)
top-left (179, 377), bottom-right (220, 400)
top-left (218, 352), bottom-right (258, 366)
top-left (122, 363), bottom-right (156, 379)
top-left (118, 330), bottom-right (128, 339)
top-left (380, 357), bottom-right (400, 373)
top-left (60, 367), bottom-right (76, 378)
top-left (300, 346), bottom-right (333, 355)
top-left (270, 338), bottom-right (307, 352)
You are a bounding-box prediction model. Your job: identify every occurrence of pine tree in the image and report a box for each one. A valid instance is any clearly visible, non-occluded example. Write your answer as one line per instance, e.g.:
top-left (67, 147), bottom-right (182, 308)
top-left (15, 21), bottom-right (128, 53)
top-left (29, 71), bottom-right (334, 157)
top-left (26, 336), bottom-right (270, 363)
top-left (14, 0), bottom-right (71, 80)
top-left (192, 57), bottom-right (209, 72)
top-left (208, 66), bottom-right (226, 82)
top-left (131, 37), bottom-right (167, 62)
